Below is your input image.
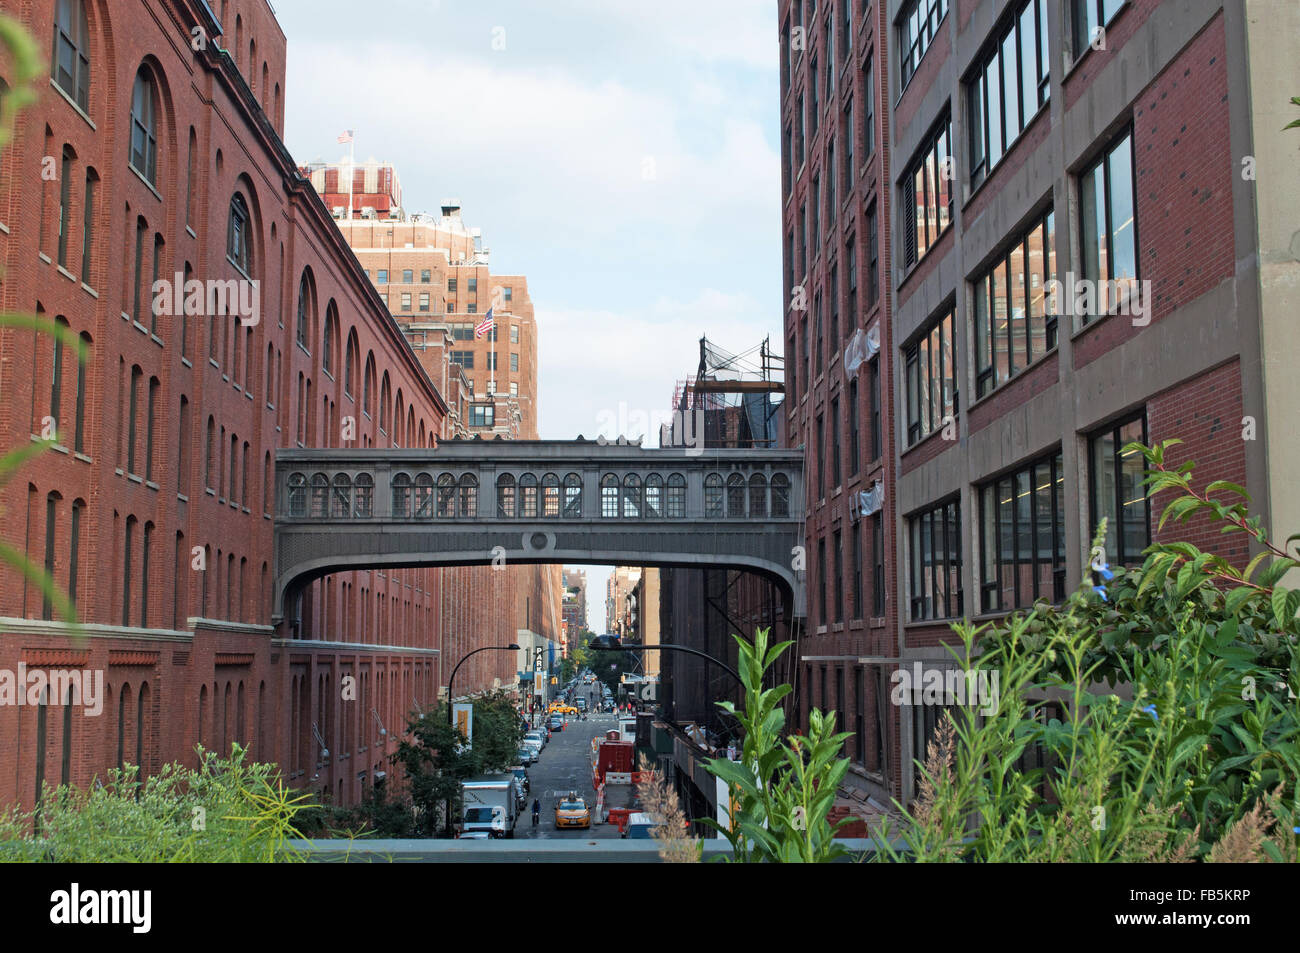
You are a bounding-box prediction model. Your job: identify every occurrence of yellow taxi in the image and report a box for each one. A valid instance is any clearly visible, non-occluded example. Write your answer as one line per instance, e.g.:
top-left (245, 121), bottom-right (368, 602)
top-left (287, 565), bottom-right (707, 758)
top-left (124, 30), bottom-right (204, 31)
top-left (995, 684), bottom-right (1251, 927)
top-left (549, 703), bottom-right (579, 716)
top-left (554, 793), bottom-right (591, 830)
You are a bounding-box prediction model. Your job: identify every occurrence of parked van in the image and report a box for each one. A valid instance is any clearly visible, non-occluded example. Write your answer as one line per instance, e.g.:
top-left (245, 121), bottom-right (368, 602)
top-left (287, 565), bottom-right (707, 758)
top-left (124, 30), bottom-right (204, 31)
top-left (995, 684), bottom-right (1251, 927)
top-left (461, 775), bottom-right (520, 838)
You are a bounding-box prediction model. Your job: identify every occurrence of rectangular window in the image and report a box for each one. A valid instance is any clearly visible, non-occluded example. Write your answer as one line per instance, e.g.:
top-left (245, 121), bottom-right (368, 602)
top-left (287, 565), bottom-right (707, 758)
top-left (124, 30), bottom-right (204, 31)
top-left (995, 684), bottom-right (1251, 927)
top-left (419, 292), bottom-right (430, 312)
top-left (980, 449), bottom-right (1066, 612)
top-left (866, 204), bottom-right (879, 305)
top-left (509, 382), bottom-right (518, 397)
top-left (449, 350), bottom-right (474, 369)
top-left (852, 523), bottom-right (863, 619)
top-left (841, 0), bottom-right (851, 59)
top-left (504, 286), bottom-right (513, 301)
top-left (810, 57), bottom-right (819, 136)
top-left (486, 352), bottom-right (498, 371)
top-left (868, 356), bottom-right (880, 460)
top-left (1079, 130), bottom-right (1138, 325)
top-left (818, 537), bottom-right (828, 627)
top-left (848, 377), bottom-right (859, 475)
top-left (447, 278), bottom-right (457, 293)
top-left (974, 208), bottom-right (1057, 399)
top-left (843, 100), bottom-right (854, 192)
top-left (1073, 0), bottom-right (1126, 58)
top-left (967, 0), bottom-right (1050, 188)
top-left (902, 114), bottom-right (953, 269)
top-left (845, 244), bottom-right (856, 332)
top-left (830, 395), bottom-right (841, 489)
top-left (908, 497), bottom-right (962, 621)
top-left (814, 293), bottom-right (823, 375)
top-left (899, 0), bottom-right (950, 89)
top-left (377, 269), bottom-right (388, 284)
top-left (421, 269), bottom-right (431, 283)
top-left (469, 404), bottom-right (495, 428)
top-left (872, 511), bottom-right (885, 615)
top-left (468, 277), bottom-right (478, 292)
top-left (816, 414), bottom-right (825, 500)
top-left (833, 528), bottom-right (844, 624)
top-left (510, 325), bottom-right (520, 344)
top-left (467, 303), bottom-right (476, 314)
top-left (402, 269), bottom-right (413, 283)
top-left (400, 292), bottom-right (411, 311)
top-left (826, 140), bottom-right (836, 223)
top-left (797, 94), bottom-right (805, 167)
top-left (510, 352), bottom-right (519, 372)
top-left (782, 19), bottom-right (791, 94)
top-left (904, 309), bottom-right (956, 446)
top-left (811, 175), bottom-right (820, 253)
top-left (863, 52), bottom-right (875, 158)
top-left (1089, 411), bottom-right (1150, 567)
top-left (830, 263), bottom-right (840, 345)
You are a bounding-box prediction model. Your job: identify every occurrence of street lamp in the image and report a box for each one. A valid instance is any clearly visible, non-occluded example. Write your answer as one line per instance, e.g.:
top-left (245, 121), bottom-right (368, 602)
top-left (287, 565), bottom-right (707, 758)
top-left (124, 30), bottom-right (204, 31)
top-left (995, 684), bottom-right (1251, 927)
top-left (443, 643), bottom-right (520, 837)
top-left (587, 634), bottom-right (743, 688)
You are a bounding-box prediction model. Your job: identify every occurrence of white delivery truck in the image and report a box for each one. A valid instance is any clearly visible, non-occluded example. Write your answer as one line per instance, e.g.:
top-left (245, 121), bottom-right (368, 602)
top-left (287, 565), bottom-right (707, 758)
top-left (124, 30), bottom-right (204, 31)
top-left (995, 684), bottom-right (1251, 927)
top-left (461, 775), bottom-right (520, 838)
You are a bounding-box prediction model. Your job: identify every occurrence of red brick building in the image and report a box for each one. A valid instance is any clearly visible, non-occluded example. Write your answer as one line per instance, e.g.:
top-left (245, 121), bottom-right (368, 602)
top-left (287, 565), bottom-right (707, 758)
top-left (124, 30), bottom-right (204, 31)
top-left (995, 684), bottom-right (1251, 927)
top-left (781, 0), bottom-right (1295, 806)
top-left (0, 0), bottom-right (518, 812)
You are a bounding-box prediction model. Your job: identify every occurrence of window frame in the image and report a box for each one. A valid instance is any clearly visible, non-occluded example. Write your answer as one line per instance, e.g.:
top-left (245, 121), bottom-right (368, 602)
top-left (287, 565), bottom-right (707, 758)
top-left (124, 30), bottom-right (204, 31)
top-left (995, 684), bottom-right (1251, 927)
top-left (978, 448), bottom-right (1066, 613)
top-left (903, 308), bottom-right (956, 447)
top-left (907, 496), bottom-right (962, 621)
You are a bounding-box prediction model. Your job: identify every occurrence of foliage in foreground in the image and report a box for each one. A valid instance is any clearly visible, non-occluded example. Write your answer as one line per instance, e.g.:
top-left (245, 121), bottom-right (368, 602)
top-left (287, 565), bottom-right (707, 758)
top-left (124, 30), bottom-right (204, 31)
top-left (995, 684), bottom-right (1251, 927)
top-left (704, 627), bottom-right (855, 862)
top-left (874, 441), bottom-right (1299, 862)
top-left (0, 746), bottom-right (312, 862)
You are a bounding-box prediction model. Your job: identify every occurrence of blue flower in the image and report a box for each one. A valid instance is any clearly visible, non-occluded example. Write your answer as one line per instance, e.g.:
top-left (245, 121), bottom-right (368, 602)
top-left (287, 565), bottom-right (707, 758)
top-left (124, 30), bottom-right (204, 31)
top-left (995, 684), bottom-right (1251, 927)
top-left (1098, 564), bottom-right (1114, 581)
top-left (1095, 585), bottom-right (1108, 602)
top-left (1142, 704), bottom-right (1158, 722)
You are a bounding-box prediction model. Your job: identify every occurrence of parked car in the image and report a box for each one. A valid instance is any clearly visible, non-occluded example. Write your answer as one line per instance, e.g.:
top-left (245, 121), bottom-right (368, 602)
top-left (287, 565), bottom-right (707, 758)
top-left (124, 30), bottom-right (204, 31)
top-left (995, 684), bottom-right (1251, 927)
top-left (517, 747), bottom-right (536, 766)
top-left (524, 729), bottom-right (546, 750)
top-left (554, 793), bottom-right (591, 830)
top-left (510, 766), bottom-right (530, 796)
top-left (548, 714), bottom-right (565, 731)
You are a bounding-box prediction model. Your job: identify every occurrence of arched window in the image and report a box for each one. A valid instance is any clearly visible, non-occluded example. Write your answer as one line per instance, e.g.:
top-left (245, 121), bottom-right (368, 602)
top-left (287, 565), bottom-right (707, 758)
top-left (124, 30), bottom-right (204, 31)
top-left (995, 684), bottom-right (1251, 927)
top-left (80, 167), bottom-right (98, 284)
top-left (496, 473), bottom-right (516, 517)
top-left (379, 373), bottom-right (391, 434)
top-left (749, 473), bottom-right (768, 518)
top-left (414, 473), bottom-right (435, 519)
top-left (330, 473), bottom-right (351, 518)
top-left (129, 67), bottom-right (158, 184)
top-left (227, 193), bottom-right (250, 274)
top-left (435, 473), bottom-right (455, 518)
top-left (322, 305), bottom-right (338, 376)
top-left (726, 473), bottom-right (745, 517)
top-left (704, 474), bottom-right (724, 518)
top-left (666, 473), bottom-right (686, 518)
top-left (771, 473), bottom-right (791, 517)
top-left (519, 474), bottom-right (538, 518)
top-left (344, 330), bottom-right (359, 397)
top-left (458, 473), bottom-right (477, 518)
top-left (541, 473), bottom-right (560, 517)
top-left (363, 353), bottom-right (375, 416)
top-left (309, 473), bottom-right (329, 517)
top-left (600, 474), bottom-right (619, 518)
top-left (353, 473), bottom-right (373, 518)
top-left (563, 473), bottom-right (582, 518)
top-left (295, 273), bottom-right (312, 348)
top-left (390, 472), bottom-right (411, 518)
top-left (287, 472), bottom-right (306, 516)
top-left (51, 0), bottom-right (90, 112)
top-left (622, 474), bottom-right (642, 518)
top-left (644, 474), bottom-right (664, 518)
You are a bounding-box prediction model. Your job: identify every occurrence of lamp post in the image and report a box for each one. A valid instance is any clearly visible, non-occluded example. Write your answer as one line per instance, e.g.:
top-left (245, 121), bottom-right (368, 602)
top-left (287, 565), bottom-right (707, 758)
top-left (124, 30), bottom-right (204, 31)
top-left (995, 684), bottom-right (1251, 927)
top-left (443, 643), bottom-right (520, 837)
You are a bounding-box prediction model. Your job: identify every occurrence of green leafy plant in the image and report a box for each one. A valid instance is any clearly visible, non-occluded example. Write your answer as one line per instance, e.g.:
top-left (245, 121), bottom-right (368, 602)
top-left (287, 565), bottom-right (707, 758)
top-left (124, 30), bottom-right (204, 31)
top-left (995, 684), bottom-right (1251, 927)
top-left (703, 626), bottom-right (855, 862)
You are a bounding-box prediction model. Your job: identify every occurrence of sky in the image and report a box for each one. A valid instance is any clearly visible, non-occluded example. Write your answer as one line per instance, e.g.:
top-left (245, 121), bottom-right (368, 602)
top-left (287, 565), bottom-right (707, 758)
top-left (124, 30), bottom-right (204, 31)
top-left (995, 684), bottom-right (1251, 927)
top-left (276, 0), bottom-right (783, 630)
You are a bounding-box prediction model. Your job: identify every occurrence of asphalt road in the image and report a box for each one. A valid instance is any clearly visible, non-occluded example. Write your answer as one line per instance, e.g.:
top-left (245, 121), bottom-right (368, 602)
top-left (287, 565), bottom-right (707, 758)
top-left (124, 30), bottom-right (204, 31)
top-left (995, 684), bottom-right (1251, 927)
top-left (519, 682), bottom-right (623, 840)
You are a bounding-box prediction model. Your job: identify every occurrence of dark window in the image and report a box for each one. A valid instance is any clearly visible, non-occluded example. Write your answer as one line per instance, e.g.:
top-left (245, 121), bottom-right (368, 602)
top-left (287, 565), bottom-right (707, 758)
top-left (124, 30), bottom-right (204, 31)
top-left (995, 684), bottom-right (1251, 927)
top-left (402, 269), bottom-right (413, 283)
top-left (666, 473), bottom-right (686, 518)
top-left (704, 474), bottom-right (723, 518)
top-left (818, 537), bottom-right (828, 627)
top-left (80, 168), bottom-right (97, 284)
top-left (868, 356), bottom-right (880, 460)
top-left (967, 0), bottom-right (1050, 188)
top-left (848, 378), bottom-right (859, 475)
top-left (42, 493), bottom-right (59, 620)
top-left (866, 204), bottom-right (879, 305)
top-left (872, 512), bottom-right (884, 615)
top-left (833, 528), bottom-right (844, 623)
top-left (863, 52), bottom-right (875, 158)
top-left (816, 414), bottom-right (825, 500)
top-left (842, 99), bottom-right (854, 193)
top-left (127, 366), bottom-right (141, 474)
top-left (449, 350), bottom-right (474, 369)
top-left (829, 263), bottom-right (839, 345)
top-left (1089, 412), bottom-right (1150, 567)
top-left (852, 523), bottom-right (863, 618)
top-left (844, 243), bottom-right (856, 332)
top-left (980, 449), bottom-right (1066, 612)
top-left (1079, 130), bottom-right (1138, 325)
top-left (904, 309), bottom-right (956, 446)
top-left (296, 275), bottom-right (311, 347)
top-left (73, 332), bottom-right (88, 453)
top-left (129, 68), bottom-right (158, 184)
top-left (468, 404), bottom-right (494, 428)
top-left (810, 57), bottom-right (819, 135)
top-left (901, 114), bottom-right (953, 269)
top-left (908, 497), bottom-right (962, 621)
top-left (899, 0), bottom-right (949, 89)
top-left (854, 667), bottom-right (866, 763)
top-left (51, 0), bottom-right (91, 112)
top-left (57, 145), bottom-right (74, 267)
top-left (974, 208), bottom-right (1057, 399)
top-left (227, 194), bottom-right (251, 274)
top-left (830, 396), bottom-right (841, 489)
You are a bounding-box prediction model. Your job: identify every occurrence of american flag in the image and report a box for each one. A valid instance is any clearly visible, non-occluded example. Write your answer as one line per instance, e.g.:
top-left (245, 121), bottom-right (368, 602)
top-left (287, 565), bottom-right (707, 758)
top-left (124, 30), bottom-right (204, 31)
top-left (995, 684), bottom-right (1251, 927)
top-left (474, 308), bottom-right (494, 339)
top-left (337, 129), bottom-right (354, 144)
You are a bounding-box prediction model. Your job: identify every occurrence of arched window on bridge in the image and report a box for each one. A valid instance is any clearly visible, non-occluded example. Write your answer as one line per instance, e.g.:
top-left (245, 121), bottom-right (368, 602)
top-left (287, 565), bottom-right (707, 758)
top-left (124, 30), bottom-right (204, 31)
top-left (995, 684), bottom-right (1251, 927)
top-left (601, 474), bottom-right (619, 518)
top-left (622, 474), bottom-right (642, 518)
top-left (458, 473), bottom-right (478, 517)
top-left (497, 473), bottom-right (516, 517)
top-left (541, 473), bottom-right (560, 517)
top-left (563, 473), bottom-right (582, 517)
top-left (415, 473), bottom-right (435, 519)
top-left (330, 473), bottom-right (352, 518)
top-left (435, 473), bottom-right (455, 518)
top-left (771, 473), bottom-right (791, 517)
top-left (667, 473), bottom-right (686, 518)
top-left (354, 473), bottom-right (373, 518)
top-left (310, 473), bottom-right (329, 518)
top-left (644, 473), bottom-right (663, 518)
top-left (726, 473), bottom-right (746, 518)
top-left (519, 474), bottom-right (538, 518)
top-left (749, 473), bottom-right (768, 519)
top-left (287, 472), bottom-right (307, 517)
top-left (391, 472), bottom-right (412, 518)
top-left (704, 474), bottom-right (723, 517)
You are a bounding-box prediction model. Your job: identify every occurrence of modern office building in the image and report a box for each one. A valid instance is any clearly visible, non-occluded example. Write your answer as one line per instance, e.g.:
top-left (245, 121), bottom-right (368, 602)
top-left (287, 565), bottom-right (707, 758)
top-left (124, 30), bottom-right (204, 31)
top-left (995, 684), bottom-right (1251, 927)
top-left (780, 0), bottom-right (1297, 804)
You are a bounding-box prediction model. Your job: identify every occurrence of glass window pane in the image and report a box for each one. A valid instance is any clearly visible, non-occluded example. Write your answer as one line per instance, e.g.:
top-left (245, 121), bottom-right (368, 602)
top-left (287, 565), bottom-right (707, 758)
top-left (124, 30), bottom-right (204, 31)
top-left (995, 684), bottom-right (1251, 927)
top-left (1026, 226), bottom-right (1045, 360)
top-left (975, 273), bottom-right (991, 392)
top-left (935, 128), bottom-right (951, 233)
top-left (914, 165), bottom-right (929, 259)
top-left (997, 477), bottom-right (1014, 609)
top-left (1034, 462), bottom-right (1054, 600)
top-left (986, 51), bottom-right (1003, 167)
top-left (1015, 469), bottom-right (1032, 607)
top-left (1118, 420), bottom-right (1148, 561)
top-left (1091, 429), bottom-right (1118, 560)
top-left (993, 260), bottom-right (1011, 384)
top-left (918, 338), bottom-right (931, 436)
top-left (1002, 29), bottom-right (1020, 140)
top-left (1108, 135), bottom-right (1137, 303)
top-left (1008, 241), bottom-right (1027, 372)
top-left (969, 72), bottom-right (985, 180)
top-left (1020, 4), bottom-right (1038, 123)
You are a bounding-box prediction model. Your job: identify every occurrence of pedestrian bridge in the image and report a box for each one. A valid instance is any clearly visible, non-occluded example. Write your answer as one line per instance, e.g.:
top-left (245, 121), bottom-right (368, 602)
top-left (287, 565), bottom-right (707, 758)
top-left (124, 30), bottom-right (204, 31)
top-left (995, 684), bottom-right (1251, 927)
top-left (272, 440), bottom-right (806, 622)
